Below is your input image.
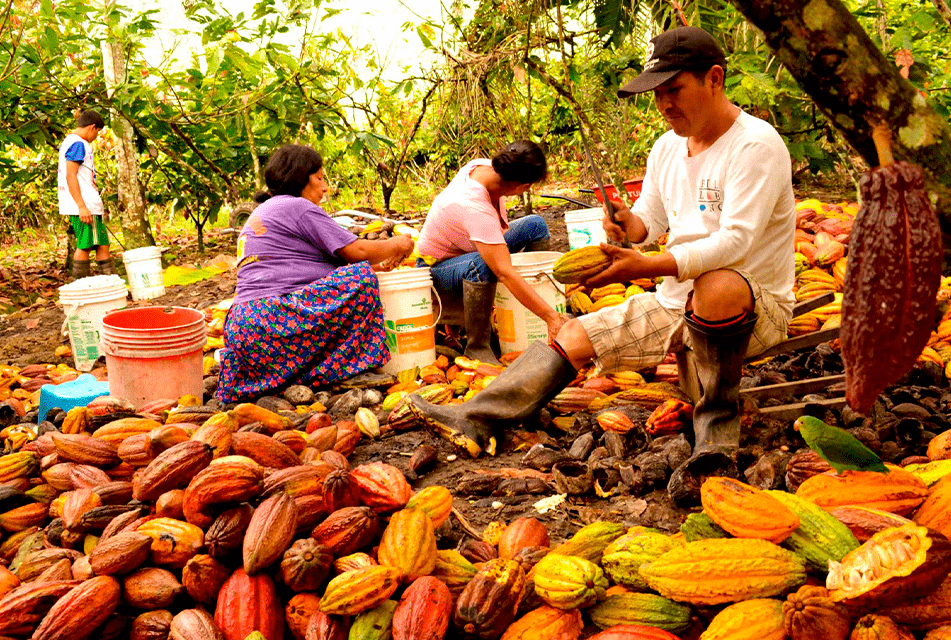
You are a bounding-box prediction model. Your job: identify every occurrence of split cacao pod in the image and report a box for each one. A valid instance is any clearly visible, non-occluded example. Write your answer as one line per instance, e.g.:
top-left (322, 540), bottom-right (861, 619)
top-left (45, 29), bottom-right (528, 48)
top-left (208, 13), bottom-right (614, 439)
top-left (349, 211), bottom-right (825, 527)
top-left (841, 158), bottom-right (942, 413)
top-left (214, 568), bottom-right (284, 640)
top-left (392, 575), bottom-right (453, 640)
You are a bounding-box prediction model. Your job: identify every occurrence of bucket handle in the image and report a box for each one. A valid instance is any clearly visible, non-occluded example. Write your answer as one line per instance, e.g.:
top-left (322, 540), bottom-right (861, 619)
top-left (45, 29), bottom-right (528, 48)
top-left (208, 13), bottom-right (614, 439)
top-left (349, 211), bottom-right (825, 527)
top-left (384, 285), bottom-right (444, 334)
top-left (529, 271), bottom-right (566, 298)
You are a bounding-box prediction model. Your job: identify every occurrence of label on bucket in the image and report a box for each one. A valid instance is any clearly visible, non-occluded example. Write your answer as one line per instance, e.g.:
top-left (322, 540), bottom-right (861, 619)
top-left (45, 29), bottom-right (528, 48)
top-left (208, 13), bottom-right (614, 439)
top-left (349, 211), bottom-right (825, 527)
top-left (384, 314), bottom-right (435, 355)
top-left (66, 314), bottom-right (101, 369)
top-left (496, 308), bottom-right (516, 345)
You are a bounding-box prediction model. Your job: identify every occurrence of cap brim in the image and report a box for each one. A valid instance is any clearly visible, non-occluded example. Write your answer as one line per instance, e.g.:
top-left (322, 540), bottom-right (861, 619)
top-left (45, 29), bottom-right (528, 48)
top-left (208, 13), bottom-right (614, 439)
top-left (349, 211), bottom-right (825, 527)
top-left (617, 68), bottom-right (680, 97)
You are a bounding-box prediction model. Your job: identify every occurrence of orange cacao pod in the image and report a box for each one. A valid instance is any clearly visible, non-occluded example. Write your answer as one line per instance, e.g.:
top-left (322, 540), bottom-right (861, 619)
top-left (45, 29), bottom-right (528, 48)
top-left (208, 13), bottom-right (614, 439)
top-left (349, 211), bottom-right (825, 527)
top-left (783, 585), bottom-right (851, 640)
top-left (214, 567), bottom-right (284, 640)
top-left (137, 517), bottom-right (205, 567)
top-left (0, 502), bottom-right (49, 532)
top-left (183, 456), bottom-right (263, 528)
top-left (118, 433), bottom-right (154, 467)
top-left (405, 485), bottom-right (453, 528)
top-left (305, 611), bottom-right (346, 640)
top-left (61, 488), bottom-right (102, 529)
top-left (351, 462), bottom-right (411, 513)
top-left (311, 506), bottom-right (380, 556)
top-left (183, 554), bottom-right (230, 604)
top-left (322, 468), bottom-right (361, 513)
top-left (797, 466), bottom-right (928, 516)
top-left (191, 421), bottom-right (233, 460)
top-left (333, 552), bottom-right (377, 574)
top-left (93, 418), bottom-right (162, 446)
top-left (378, 507), bottom-right (437, 582)
top-left (156, 489), bottom-right (186, 519)
top-left (286, 593), bottom-right (321, 640)
top-left (501, 605), bottom-right (583, 640)
top-left (702, 476), bottom-right (801, 543)
top-left (68, 463), bottom-right (112, 489)
top-left (244, 492), bottom-right (298, 575)
top-left (231, 431), bottom-right (299, 469)
top-left (499, 518), bottom-right (550, 559)
top-left (123, 567), bottom-right (185, 610)
top-left (0, 579), bottom-right (80, 637)
top-left (88, 530), bottom-right (152, 576)
top-left (263, 465), bottom-right (326, 498)
top-left (50, 433), bottom-right (119, 467)
top-left (32, 575), bottom-right (120, 640)
top-left (274, 430), bottom-right (307, 455)
top-left (392, 575), bottom-right (453, 640)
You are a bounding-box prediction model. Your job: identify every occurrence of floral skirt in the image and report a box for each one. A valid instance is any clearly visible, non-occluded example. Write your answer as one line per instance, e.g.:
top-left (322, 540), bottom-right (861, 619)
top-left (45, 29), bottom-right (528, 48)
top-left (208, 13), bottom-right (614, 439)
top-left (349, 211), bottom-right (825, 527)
top-left (216, 262), bottom-right (390, 403)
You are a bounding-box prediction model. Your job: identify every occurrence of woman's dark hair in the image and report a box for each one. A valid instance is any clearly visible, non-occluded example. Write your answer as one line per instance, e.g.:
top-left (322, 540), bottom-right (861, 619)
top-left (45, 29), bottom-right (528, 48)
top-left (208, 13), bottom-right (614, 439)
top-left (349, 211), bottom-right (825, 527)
top-left (491, 139), bottom-right (547, 185)
top-left (255, 144), bottom-right (324, 202)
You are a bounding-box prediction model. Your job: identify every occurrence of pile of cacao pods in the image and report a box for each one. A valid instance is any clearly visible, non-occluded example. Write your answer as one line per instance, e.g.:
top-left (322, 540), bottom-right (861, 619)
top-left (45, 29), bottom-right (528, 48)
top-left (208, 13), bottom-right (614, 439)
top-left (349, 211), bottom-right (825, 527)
top-left (1, 379), bottom-right (951, 640)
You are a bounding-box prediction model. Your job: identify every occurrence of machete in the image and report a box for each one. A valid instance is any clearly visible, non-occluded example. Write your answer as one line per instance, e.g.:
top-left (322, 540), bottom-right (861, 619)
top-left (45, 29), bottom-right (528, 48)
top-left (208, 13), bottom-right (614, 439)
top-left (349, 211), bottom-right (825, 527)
top-left (577, 128), bottom-right (631, 249)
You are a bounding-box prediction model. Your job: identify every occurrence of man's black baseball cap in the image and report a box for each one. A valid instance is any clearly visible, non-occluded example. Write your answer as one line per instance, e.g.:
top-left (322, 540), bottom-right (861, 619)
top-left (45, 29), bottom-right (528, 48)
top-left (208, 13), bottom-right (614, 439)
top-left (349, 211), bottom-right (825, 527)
top-left (618, 26), bottom-right (728, 97)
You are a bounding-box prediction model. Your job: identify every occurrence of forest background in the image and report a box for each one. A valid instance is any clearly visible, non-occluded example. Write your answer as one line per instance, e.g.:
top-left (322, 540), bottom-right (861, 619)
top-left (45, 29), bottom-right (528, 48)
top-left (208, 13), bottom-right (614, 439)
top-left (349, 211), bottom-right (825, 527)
top-left (0, 0), bottom-right (949, 256)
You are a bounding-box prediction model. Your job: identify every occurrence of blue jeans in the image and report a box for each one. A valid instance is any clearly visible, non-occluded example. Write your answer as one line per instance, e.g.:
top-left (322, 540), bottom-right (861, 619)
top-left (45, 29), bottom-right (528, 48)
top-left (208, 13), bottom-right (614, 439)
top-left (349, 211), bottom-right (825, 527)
top-left (419, 215), bottom-right (550, 291)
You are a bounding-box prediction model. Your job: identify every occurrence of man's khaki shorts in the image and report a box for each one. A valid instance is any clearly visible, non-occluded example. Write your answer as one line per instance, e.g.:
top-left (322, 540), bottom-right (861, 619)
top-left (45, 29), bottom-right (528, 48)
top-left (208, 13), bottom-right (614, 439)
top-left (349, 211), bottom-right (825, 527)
top-left (577, 271), bottom-right (790, 374)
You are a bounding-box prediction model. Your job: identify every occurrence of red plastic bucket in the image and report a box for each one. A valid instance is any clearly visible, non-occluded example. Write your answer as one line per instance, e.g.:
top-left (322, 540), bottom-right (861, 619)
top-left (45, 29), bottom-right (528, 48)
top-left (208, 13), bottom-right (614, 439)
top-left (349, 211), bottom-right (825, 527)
top-left (592, 178), bottom-right (644, 204)
top-left (99, 306), bottom-right (207, 408)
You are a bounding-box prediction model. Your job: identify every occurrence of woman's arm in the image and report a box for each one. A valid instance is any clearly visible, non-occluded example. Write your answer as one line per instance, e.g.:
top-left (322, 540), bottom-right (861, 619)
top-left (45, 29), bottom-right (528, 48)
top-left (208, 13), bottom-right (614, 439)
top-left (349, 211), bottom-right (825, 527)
top-left (337, 235), bottom-right (414, 266)
top-left (475, 241), bottom-right (567, 338)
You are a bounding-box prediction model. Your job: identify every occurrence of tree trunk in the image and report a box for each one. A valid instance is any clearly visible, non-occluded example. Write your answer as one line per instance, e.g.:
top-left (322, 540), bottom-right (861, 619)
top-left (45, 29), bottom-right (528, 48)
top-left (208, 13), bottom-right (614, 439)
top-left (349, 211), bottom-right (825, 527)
top-left (727, 0), bottom-right (951, 253)
top-left (101, 39), bottom-right (154, 249)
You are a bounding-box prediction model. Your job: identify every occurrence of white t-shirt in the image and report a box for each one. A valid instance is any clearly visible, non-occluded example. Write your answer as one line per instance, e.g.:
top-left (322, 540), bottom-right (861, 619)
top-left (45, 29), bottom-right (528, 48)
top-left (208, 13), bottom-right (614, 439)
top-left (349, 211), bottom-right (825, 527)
top-left (57, 133), bottom-right (104, 216)
top-left (632, 110), bottom-right (796, 315)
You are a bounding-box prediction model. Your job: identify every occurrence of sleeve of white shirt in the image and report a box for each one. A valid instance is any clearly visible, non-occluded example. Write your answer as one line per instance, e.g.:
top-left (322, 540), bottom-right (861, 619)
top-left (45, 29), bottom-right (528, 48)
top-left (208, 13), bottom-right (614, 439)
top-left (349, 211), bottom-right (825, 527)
top-left (630, 146), bottom-right (669, 247)
top-left (667, 139), bottom-right (789, 280)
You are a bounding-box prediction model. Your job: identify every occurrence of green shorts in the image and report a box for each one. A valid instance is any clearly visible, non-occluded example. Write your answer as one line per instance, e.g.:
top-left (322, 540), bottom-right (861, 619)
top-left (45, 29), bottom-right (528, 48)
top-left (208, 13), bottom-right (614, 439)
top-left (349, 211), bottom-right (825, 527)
top-left (71, 216), bottom-right (109, 251)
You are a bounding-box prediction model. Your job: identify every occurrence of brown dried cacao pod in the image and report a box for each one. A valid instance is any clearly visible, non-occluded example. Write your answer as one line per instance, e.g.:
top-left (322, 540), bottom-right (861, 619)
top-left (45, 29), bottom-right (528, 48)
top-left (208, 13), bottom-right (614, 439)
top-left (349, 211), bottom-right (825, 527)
top-left (281, 538), bottom-right (333, 592)
top-left (205, 503), bottom-right (255, 558)
top-left (35, 558), bottom-right (73, 583)
top-left (17, 548), bottom-right (80, 582)
top-left (285, 593), bottom-right (321, 640)
top-left (293, 494), bottom-right (328, 536)
top-left (311, 506), bottom-right (380, 556)
top-left (459, 539), bottom-right (498, 564)
top-left (92, 480), bottom-right (135, 505)
top-left (134, 440), bottom-right (215, 502)
top-left (782, 584), bottom-right (851, 640)
top-left (89, 531), bottom-right (153, 576)
top-left (78, 504), bottom-right (144, 533)
top-left (169, 607), bottom-right (225, 640)
top-left (454, 558), bottom-right (525, 640)
top-left (243, 491), bottom-right (298, 575)
top-left (785, 450), bottom-right (834, 492)
top-left (32, 575), bottom-right (121, 640)
top-left (123, 567), bottom-right (185, 610)
top-left (132, 609), bottom-right (174, 640)
top-left (842, 160), bottom-right (942, 413)
top-left (305, 611), bottom-right (346, 640)
top-left (182, 554), bottom-right (230, 605)
top-left (101, 507), bottom-right (151, 542)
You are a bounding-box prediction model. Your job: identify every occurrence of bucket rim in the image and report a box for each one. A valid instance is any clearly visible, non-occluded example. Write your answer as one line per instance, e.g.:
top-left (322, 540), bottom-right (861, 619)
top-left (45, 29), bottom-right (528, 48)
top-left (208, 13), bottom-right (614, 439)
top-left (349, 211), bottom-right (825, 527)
top-left (101, 306), bottom-right (205, 332)
top-left (564, 207), bottom-right (604, 219)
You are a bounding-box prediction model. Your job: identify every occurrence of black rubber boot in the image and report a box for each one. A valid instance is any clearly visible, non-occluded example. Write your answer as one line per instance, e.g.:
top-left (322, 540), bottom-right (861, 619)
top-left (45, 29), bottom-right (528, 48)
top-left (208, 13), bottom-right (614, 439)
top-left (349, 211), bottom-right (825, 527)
top-left (97, 258), bottom-right (115, 275)
top-left (525, 239), bottom-right (551, 252)
top-left (463, 279), bottom-right (501, 365)
top-left (406, 340), bottom-right (576, 457)
top-left (667, 311), bottom-right (757, 502)
top-left (72, 259), bottom-right (90, 280)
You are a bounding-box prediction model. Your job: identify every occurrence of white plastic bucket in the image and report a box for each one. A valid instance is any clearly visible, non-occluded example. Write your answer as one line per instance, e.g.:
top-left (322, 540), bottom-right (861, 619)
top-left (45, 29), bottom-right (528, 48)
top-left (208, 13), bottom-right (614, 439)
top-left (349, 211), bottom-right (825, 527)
top-left (59, 275), bottom-right (129, 372)
top-left (377, 268), bottom-right (437, 374)
top-left (565, 208), bottom-right (608, 250)
top-left (122, 246), bottom-right (166, 301)
top-left (495, 251), bottom-right (566, 355)
top-left (99, 306), bottom-right (207, 407)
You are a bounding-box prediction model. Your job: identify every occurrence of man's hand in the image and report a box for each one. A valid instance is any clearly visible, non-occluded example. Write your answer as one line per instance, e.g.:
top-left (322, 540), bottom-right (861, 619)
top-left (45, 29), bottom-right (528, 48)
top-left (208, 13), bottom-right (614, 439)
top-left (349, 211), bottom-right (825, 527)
top-left (545, 313), bottom-right (569, 342)
top-left (78, 206), bottom-right (93, 225)
top-left (584, 243), bottom-right (652, 288)
top-left (603, 197), bottom-right (634, 243)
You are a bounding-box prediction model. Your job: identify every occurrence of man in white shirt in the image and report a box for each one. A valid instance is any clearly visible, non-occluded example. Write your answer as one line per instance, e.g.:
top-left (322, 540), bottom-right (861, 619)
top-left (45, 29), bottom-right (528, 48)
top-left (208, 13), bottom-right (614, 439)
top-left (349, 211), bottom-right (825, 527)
top-left (58, 110), bottom-right (112, 279)
top-left (407, 27), bottom-right (795, 499)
